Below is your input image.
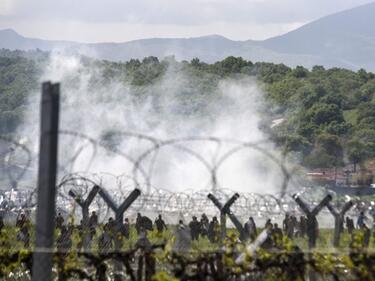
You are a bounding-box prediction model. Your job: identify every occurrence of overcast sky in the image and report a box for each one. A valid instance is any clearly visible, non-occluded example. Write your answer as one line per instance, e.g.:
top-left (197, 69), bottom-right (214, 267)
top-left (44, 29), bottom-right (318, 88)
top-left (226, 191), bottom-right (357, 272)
top-left (0, 0), bottom-right (374, 43)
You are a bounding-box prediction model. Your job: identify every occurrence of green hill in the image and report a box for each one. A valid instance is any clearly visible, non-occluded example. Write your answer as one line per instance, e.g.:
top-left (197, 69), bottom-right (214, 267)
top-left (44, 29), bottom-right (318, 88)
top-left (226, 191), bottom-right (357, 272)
top-left (1, 50), bottom-right (375, 169)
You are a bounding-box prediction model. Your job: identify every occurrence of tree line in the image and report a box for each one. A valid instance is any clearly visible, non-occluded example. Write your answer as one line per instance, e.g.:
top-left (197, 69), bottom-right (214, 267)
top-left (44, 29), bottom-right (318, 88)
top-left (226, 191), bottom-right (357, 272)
top-left (1, 49), bottom-right (375, 170)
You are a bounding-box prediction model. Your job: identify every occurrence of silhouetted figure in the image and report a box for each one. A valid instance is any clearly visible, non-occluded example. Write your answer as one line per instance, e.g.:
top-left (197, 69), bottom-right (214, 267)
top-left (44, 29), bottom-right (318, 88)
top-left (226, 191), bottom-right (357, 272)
top-left (273, 223), bottom-right (283, 237)
top-left (362, 224), bottom-right (371, 248)
top-left (174, 220), bottom-right (191, 253)
top-left (99, 224), bottom-right (113, 254)
top-left (346, 217), bottom-right (355, 234)
top-left (265, 218), bottom-right (272, 230)
top-left (306, 216), bottom-right (319, 248)
top-left (106, 217), bottom-right (116, 235)
top-left (16, 213), bottom-right (27, 228)
top-left (56, 226), bottom-right (72, 254)
top-left (357, 211), bottom-right (367, 229)
top-left (89, 211), bottom-right (98, 228)
top-left (136, 213), bottom-right (153, 234)
top-left (55, 212), bottom-right (64, 229)
top-left (284, 215), bottom-right (296, 239)
top-left (200, 214), bottom-right (209, 237)
top-left (155, 214), bottom-right (167, 233)
top-left (263, 222), bottom-right (274, 249)
top-left (208, 216), bottom-right (219, 243)
top-left (272, 223), bottom-right (283, 246)
top-left (178, 220), bottom-right (185, 230)
top-left (136, 213), bottom-right (142, 234)
top-left (244, 216), bottom-right (257, 241)
top-left (282, 214), bottom-right (289, 234)
top-left (189, 216), bottom-right (200, 241)
top-left (122, 218), bottom-right (130, 239)
top-left (17, 224), bottom-right (30, 248)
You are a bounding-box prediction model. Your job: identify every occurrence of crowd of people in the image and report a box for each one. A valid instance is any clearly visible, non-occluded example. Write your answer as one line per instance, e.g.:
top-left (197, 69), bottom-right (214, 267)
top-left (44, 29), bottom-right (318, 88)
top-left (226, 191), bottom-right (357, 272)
top-left (0, 209), bottom-right (374, 253)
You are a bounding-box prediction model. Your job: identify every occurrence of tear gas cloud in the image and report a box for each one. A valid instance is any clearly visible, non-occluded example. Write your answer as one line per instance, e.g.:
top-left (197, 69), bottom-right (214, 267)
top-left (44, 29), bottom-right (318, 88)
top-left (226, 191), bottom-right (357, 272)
top-left (18, 53), bottom-right (292, 194)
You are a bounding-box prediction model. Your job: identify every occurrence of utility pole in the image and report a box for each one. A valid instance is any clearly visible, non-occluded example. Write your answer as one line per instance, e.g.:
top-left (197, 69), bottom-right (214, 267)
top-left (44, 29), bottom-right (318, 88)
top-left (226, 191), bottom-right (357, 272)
top-left (32, 82), bottom-right (60, 281)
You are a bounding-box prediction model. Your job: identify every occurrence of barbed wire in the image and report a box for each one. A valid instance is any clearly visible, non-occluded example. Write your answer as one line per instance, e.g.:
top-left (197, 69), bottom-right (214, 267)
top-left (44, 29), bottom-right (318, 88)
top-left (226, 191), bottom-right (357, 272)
top-left (0, 131), bottom-right (373, 223)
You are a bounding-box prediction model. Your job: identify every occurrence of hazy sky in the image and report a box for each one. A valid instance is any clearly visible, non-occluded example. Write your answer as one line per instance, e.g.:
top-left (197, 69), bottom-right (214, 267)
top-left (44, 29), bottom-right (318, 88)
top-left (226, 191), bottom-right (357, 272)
top-left (0, 0), bottom-right (374, 43)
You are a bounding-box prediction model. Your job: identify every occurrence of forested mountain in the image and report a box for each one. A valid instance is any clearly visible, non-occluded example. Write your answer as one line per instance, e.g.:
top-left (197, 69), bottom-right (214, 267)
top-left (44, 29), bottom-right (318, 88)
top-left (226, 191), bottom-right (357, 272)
top-left (1, 2), bottom-right (375, 70)
top-left (1, 50), bottom-right (375, 170)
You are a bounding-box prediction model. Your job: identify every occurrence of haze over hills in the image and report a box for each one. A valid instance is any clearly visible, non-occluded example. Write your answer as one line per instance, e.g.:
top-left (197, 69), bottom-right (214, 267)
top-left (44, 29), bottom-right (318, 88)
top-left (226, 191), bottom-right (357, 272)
top-left (1, 2), bottom-right (375, 70)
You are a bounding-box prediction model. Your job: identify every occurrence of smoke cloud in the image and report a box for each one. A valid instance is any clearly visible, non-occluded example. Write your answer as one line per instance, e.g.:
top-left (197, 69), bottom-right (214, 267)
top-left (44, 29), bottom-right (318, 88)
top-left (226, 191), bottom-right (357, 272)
top-left (18, 53), bottom-right (289, 195)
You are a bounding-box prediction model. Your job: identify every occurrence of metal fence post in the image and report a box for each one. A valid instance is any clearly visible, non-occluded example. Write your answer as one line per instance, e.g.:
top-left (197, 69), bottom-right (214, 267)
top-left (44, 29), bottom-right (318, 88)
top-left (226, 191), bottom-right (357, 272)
top-left (293, 194), bottom-right (332, 249)
top-left (293, 193), bottom-right (332, 281)
top-left (208, 193), bottom-right (248, 242)
top-left (98, 187), bottom-right (141, 281)
top-left (327, 201), bottom-right (353, 247)
top-left (69, 185), bottom-right (100, 250)
top-left (32, 82), bottom-right (60, 281)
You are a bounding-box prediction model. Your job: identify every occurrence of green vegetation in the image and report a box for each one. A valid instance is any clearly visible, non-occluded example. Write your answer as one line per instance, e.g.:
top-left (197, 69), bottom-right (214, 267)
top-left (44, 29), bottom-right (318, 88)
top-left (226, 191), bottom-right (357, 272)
top-left (1, 224), bottom-right (375, 280)
top-left (1, 51), bottom-right (375, 169)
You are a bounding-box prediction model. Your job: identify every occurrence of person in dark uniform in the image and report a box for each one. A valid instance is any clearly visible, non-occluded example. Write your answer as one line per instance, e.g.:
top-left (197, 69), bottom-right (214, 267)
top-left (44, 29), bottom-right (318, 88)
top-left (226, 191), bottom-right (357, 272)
top-left (56, 225), bottom-right (73, 254)
top-left (272, 223), bottom-right (283, 247)
top-left (120, 218), bottom-right (130, 239)
top-left (55, 212), bottom-right (64, 229)
top-left (189, 216), bottom-right (200, 241)
top-left (136, 213), bottom-right (143, 234)
top-left (244, 217), bottom-right (257, 241)
top-left (362, 224), bottom-right (371, 248)
top-left (208, 216), bottom-right (219, 243)
top-left (105, 217), bottom-right (117, 237)
top-left (16, 213), bottom-right (27, 228)
top-left (99, 224), bottom-right (113, 254)
top-left (89, 211), bottom-right (98, 228)
top-left (200, 214), bottom-right (209, 237)
top-left (346, 217), bottom-right (355, 234)
top-left (299, 216), bottom-right (307, 237)
top-left (155, 214), bottom-right (167, 233)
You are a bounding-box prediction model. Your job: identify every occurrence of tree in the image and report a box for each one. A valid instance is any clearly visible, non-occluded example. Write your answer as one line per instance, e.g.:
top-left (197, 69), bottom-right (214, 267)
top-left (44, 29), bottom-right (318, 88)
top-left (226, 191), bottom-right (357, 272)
top-left (292, 66), bottom-right (309, 78)
top-left (347, 139), bottom-right (369, 172)
top-left (306, 103), bottom-right (344, 126)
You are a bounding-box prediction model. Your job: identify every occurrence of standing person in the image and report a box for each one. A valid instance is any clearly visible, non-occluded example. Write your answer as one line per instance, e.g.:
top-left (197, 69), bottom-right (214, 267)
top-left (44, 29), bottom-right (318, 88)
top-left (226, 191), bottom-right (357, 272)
top-left (282, 213), bottom-right (289, 234)
top-left (208, 216), bottom-right (219, 243)
top-left (200, 214), bottom-right (209, 237)
top-left (346, 217), bottom-right (354, 234)
top-left (55, 212), bottom-right (64, 229)
top-left (265, 218), bottom-right (272, 230)
top-left (122, 218), bottom-right (130, 239)
top-left (362, 224), bottom-right (371, 248)
top-left (178, 220), bottom-right (186, 230)
top-left (155, 214), bottom-right (167, 233)
top-left (136, 213), bottom-right (143, 234)
top-left (106, 217), bottom-right (116, 234)
top-left (189, 216), bottom-right (200, 241)
top-left (357, 211), bottom-right (367, 229)
top-left (17, 224), bottom-right (30, 248)
top-left (244, 216), bottom-right (257, 241)
top-left (272, 223), bottom-right (283, 247)
top-left (16, 213), bottom-right (26, 228)
top-left (56, 225), bottom-right (73, 254)
top-left (98, 224), bottom-right (113, 254)
top-left (273, 223), bottom-right (283, 238)
top-left (283, 215), bottom-right (297, 239)
top-left (89, 211), bottom-right (98, 228)
top-left (141, 215), bottom-right (153, 232)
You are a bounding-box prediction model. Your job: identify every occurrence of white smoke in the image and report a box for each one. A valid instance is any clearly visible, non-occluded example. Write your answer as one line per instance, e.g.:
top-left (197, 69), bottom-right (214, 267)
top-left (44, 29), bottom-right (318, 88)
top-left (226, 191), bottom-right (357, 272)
top-left (18, 53), bottom-right (289, 194)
